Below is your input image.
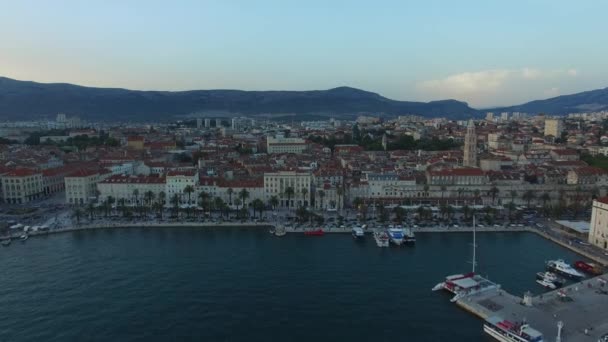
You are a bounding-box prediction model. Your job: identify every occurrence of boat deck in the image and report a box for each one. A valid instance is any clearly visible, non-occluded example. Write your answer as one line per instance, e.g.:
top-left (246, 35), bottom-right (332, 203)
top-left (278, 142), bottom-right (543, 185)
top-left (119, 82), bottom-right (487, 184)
top-left (456, 275), bottom-right (608, 341)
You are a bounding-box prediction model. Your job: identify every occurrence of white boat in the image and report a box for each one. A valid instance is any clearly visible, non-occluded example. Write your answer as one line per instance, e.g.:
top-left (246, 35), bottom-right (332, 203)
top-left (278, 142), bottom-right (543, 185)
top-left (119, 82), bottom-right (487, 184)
top-left (483, 316), bottom-right (544, 342)
top-left (432, 215), bottom-right (498, 301)
top-left (274, 225), bottom-right (286, 237)
top-left (386, 227), bottom-right (404, 245)
top-left (373, 230), bottom-right (389, 247)
top-left (535, 272), bottom-right (564, 286)
top-left (535, 278), bottom-right (557, 290)
top-left (403, 226), bottom-right (416, 243)
top-left (19, 234), bottom-right (28, 242)
top-left (351, 227), bottom-right (365, 239)
top-left (546, 259), bottom-right (585, 279)
top-left (1, 239), bottom-right (11, 246)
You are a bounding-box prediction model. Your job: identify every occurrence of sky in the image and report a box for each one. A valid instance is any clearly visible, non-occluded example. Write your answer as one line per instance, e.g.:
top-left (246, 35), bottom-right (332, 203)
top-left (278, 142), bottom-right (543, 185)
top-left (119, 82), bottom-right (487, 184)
top-left (1, 0), bottom-right (607, 108)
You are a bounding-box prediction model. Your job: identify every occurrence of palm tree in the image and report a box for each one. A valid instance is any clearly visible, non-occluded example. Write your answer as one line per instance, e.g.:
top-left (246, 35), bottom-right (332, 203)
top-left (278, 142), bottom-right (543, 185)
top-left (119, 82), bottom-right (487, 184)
top-left (252, 198), bottom-right (265, 218)
top-left (132, 189), bottom-right (140, 206)
top-left (170, 193), bottom-right (180, 218)
top-left (214, 197), bottom-right (225, 217)
top-left (158, 191), bottom-right (166, 207)
top-left (510, 190), bottom-right (517, 204)
top-left (227, 188), bottom-right (234, 205)
top-left (463, 205), bottom-right (471, 221)
top-left (489, 186), bottom-right (499, 205)
top-left (269, 196), bottom-right (279, 211)
top-left (234, 198), bottom-right (242, 213)
top-left (198, 191), bottom-right (211, 212)
top-left (72, 207), bottom-right (83, 224)
top-left (183, 185), bottom-right (195, 205)
top-left (117, 198), bottom-right (127, 217)
top-left (238, 188), bottom-right (250, 209)
top-left (86, 202), bottom-right (95, 220)
top-left (540, 192), bottom-right (551, 208)
top-left (284, 186), bottom-right (295, 209)
top-left (154, 201), bottom-right (164, 219)
top-left (394, 206), bottom-right (406, 223)
top-left (144, 191), bottom-right (155, 207)
top-left (522, 190), bottom-right (535, 208)
top-left (317, 190), bottom-right (325, 210)
top-left (336, 186), bottom-right (343, 211)
top-left (300, 188), bottom-right (308, 207)
top-left (107, 196), bottom-right (115, 215)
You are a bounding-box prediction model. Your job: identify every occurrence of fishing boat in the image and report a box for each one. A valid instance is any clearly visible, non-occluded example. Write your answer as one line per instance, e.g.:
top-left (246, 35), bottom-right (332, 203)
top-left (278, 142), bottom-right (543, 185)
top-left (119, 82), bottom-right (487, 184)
top-left (536, 278), bottom-right (557, 290)
top-left (483, 316), bottom-right (544, 342)
top-left (351, 227), bottom-right (365, 239)
top-left (373, 230), bottom-right (389, 247)
top-left (574, 260), bottom-right (603, 275)
top-left (304, 229), bottom-right (324, 236)
top-left (535, 272), bottom-right (565, 287)
top-left (432, 215), bottom-right (498, 302)
top-left (546, 259), bottom-right (585, 279)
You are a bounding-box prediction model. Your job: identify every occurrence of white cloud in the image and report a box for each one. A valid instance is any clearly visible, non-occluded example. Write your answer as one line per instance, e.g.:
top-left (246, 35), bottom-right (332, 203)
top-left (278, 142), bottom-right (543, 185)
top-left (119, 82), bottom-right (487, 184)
top-left (416, 67), bottom-right (579, 107)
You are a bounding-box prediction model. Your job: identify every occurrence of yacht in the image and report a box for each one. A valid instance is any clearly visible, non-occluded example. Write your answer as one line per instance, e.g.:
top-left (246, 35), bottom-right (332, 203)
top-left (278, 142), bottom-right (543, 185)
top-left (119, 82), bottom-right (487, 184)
top-left (373, 229), bottom-right (389, 247)
top-left (535, 278), bottom-right (557, 290)
top-left (351, 227), bottom-right (365, 239)
top-left (386, 227), bottom-right (404, 245)
top-left (546, 259), bottom-right (585, 279)
top-left (483, 316), bottom-right (544, 342)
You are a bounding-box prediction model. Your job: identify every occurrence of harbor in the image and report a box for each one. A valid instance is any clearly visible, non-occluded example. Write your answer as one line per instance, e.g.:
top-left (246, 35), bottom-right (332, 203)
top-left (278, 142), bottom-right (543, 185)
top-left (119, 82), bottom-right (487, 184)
top-left (455, 274), bottom-right (608, 341)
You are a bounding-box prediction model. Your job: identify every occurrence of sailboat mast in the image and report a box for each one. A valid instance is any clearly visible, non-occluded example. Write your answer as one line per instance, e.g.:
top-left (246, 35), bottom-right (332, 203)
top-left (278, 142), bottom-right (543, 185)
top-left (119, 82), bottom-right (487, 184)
top-left (472, 215), bottom-right (477, 274)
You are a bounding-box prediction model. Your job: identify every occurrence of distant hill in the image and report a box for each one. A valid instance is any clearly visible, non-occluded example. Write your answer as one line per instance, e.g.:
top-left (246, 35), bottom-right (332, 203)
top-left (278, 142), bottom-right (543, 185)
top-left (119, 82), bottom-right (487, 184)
top-left (492, 87), bottom-right (608, 115)
top-left (0, 77), bottom-right (476, 121)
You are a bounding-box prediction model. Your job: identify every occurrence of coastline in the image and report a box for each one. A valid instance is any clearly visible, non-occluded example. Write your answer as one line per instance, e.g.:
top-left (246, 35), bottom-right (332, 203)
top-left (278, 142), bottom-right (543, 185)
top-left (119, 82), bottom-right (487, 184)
top-left (7, 221), bottom-right (607, 266)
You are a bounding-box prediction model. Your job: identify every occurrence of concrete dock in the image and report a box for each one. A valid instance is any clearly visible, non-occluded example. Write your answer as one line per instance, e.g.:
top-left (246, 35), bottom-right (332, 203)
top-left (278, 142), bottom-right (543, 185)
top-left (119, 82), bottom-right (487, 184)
top-left (456, 276), bottom-right (608, 341)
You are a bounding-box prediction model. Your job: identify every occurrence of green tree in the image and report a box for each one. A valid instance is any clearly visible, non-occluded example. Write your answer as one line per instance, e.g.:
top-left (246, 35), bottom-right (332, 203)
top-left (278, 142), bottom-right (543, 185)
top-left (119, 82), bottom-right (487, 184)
top-left (170, 194), bottom-right (180, 218)
top-left (522, 190), bottom-right (535, 208)
top-left (183, 185), bottom-right (195, 205)
top-left (252, 198), bottom-right (265, 218)
top-left (72, 207), bottom-right (83, 224)
top-left (269, 195), bottom-right (279, 210)
top-left (239, 188), bottom-right (250, 208)
top-left (284, 186), bottom-right (295, 209)
top-left (227, 188), bottom-right (234, 205)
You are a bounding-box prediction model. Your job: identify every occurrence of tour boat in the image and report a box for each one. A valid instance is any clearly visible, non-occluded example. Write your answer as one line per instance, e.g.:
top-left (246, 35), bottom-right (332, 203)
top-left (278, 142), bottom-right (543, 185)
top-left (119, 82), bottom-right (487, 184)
top-left (351, 227), bottom-right (365, 239)
top-left (546, 259), bottom-right (584, 279)
top-left (432, 216), bottom-right (498, 302)
top-left (373, 230), bottom-right (389, 247)
top-left (535, 278), bottom-right (557, 290)
top-left (386, 227), bottom-right (404, 245)
top-left (535, 272), bottom-right (564, 287)
top-left (304, 229), bottom-right (324, 236)
top-left (483, 316), bottom-right (544, 342)
top-left (574, 260), bottom-right (603, 275)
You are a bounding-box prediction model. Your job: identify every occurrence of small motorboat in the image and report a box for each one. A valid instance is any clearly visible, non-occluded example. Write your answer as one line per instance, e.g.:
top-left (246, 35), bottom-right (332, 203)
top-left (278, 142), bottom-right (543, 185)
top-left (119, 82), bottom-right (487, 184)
top-left (536, 278), bottom-right (557, 290)
top-left (1, 239), bottom-right (11, 247)
top-left (536, 271), bottom-right (565, 286)
top-left (304, 229), bottom-right (324, 236)
top-left (20, 234), bottom-right (28, 242)
top-left (274, 226), bottom-right (286, 237)
top-left (351, 227), bottom-right (365, 239)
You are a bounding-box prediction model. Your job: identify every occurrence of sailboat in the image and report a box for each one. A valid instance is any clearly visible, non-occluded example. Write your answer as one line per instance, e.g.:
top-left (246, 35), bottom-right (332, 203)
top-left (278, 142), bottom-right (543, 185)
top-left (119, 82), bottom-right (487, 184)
top-left (432, 215), bottom-right (498, 302)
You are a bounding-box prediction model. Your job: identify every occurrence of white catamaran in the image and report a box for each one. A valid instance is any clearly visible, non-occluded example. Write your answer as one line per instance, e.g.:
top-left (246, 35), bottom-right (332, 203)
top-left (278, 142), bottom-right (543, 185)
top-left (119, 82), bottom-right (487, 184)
top-left (432, 215), bottom-right (498, 302)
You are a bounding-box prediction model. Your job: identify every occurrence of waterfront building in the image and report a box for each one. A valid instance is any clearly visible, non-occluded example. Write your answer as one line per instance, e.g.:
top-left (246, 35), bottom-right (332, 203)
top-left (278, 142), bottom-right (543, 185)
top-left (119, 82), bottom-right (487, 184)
top-left (165, 170), bottom-right (199, 204)
top-left (366, 172), bottom-right (416, 199)
top-left (463, 119), bottom-right (477, 167)
top-left (0, 169), bottom-right (44, 204)
top-left (589, 198), bottom-right (608, 250)
top-left (264, 170), bottom-right (312, 208)
top-left (97, 174), bottom-right (166, 205)
top-left (65, 169), bottom-right (111, 205)
top-left (427, 168), bottom-right (486, 185)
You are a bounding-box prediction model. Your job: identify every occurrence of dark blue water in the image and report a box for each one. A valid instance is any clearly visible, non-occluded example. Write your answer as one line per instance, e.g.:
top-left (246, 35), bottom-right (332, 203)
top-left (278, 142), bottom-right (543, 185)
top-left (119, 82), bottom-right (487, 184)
top-left (0, 229), bottom-right (585, 341)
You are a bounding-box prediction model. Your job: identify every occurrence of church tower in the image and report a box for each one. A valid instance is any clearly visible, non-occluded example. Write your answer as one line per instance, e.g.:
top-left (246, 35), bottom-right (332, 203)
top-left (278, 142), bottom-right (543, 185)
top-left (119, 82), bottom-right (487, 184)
top-left (463, 119), bottom-right (477, 167)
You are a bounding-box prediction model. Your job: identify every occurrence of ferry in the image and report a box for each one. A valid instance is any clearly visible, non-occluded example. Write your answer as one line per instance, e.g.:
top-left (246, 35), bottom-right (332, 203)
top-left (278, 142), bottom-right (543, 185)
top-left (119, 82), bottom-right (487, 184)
top-left (483, 316), bottom-right (544, 342)
top-left (574, 260), bottom-right (603, 275)
top-left (373, 230), bottom-right (389, 247)
top-left (535, 272), bottom-right (565, 287)
top-left (351, 227), bottom-right (365, 239)
top-left (433, 216), bottom-right (498, 302)
top-left (304, 229), bottom-right (324, 236)
top-left (546, 259), bottom-right (585, 279)
top-left (386, 227), bottom-right (404, 245)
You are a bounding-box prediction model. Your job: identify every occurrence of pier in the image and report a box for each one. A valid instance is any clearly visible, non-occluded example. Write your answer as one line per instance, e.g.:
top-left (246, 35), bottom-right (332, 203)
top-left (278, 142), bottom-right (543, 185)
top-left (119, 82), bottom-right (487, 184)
top-left (456, 275), bottom-right (608, 341)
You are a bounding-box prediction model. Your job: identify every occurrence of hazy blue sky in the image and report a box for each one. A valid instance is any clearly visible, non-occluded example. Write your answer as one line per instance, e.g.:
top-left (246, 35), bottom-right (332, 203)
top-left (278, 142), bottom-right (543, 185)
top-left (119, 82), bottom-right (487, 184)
top-left (1, 0), bottom-right (607, 107)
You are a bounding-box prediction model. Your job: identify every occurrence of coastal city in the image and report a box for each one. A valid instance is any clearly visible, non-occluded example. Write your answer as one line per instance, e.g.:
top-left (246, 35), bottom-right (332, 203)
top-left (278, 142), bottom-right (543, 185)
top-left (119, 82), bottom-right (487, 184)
top-left (3, 111), bottom-right (608, 340)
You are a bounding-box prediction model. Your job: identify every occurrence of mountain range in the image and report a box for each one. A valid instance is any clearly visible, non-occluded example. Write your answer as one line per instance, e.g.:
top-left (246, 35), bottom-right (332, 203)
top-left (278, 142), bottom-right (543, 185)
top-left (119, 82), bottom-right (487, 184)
top-left (0, 76), bottom-right (607, 122)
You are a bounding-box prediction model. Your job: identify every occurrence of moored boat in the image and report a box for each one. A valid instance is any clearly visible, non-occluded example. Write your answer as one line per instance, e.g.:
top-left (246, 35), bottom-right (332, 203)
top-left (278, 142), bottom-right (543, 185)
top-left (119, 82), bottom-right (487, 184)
top-left (373, 230), bottom-right (389, 247)
top-left (351, 227), bottom-right (365, 239)
top-left (483, 316), bottom-right (544, 342)
top-left (535, 272), bottom-right (565, 286)
top-left (274, 225), bottom-right (286, 237)
top-left (19, 233), bottom-right (28, 242)
top-left (1, 238), bottom-right (11, 246)
top-left (546, 259), bottom-right (584, 279)
top-left (574, 260), bottom-right (603, 275)
top-left (386, 227), bottom-right (404, 245)
top-left (536, 278), bottom-right (557, 290)
top-left (304, 229), bottom-right (324, 236)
